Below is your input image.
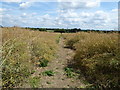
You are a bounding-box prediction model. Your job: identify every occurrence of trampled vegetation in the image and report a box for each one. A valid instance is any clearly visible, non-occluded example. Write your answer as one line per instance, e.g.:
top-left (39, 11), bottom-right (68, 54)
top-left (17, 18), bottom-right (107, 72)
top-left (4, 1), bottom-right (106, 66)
top-left (1, 27), bottom-right (120, 89)
top-left (63, 32), bottom-right (120, 88)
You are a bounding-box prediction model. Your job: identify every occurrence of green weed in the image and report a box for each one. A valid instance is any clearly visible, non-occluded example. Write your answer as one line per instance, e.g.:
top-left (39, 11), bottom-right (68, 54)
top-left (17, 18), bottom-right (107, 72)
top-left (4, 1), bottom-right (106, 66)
top-left (64, 67), bottom-right (75, 78)
top-left (28, 76), bottom-right (40, 88)
top-left (39, 59), bottom-right (49, 67)
top-left (46, 81), bottom-right (51, 84)
top-left (42, 70), bottom-right (55, 76)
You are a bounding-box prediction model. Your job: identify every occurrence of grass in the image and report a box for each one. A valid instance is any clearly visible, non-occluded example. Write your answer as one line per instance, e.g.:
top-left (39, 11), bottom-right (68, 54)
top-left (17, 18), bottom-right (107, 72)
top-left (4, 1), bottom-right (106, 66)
top-left (63, 32), bottom-right (120, 88)
top-left (1, 27), bottom-right (59, 88)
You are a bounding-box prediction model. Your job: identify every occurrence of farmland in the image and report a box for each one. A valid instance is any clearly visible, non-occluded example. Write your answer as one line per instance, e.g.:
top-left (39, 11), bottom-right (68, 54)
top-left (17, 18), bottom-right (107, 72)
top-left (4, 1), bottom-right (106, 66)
top-left (63, 32), bottom-right (120, 88)
top-left (1, 27), bottom-right (120, 89)
top-left (1, 27), bottom-right (59, 88)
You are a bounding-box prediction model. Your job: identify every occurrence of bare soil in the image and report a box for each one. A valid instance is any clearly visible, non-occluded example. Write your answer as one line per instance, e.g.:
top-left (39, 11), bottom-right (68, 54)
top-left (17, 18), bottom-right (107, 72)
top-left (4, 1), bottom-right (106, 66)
top-left (31, 38), bottom-right (86, 88)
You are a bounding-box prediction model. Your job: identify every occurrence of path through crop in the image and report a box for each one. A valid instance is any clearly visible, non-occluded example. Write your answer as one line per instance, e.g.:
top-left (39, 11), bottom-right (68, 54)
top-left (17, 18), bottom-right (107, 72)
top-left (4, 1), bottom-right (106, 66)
top-left (29, 37), bottom-right (87, 88)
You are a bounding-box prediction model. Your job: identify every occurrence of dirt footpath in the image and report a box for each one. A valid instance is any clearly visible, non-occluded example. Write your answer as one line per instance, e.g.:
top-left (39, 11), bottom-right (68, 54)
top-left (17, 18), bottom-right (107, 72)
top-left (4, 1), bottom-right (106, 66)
top-left (35, 38), bottom-right (86, 88)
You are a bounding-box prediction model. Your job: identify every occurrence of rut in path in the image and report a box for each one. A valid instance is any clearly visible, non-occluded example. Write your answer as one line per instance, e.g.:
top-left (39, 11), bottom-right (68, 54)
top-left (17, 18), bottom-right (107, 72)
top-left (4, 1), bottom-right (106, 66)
top-left (33, 37), bottom-right (86, 88)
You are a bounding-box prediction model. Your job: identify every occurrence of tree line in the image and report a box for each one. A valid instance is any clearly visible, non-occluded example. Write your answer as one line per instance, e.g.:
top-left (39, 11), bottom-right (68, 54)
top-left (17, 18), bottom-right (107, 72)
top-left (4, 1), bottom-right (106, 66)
top-left (26, 27), bottom-right (119, 33)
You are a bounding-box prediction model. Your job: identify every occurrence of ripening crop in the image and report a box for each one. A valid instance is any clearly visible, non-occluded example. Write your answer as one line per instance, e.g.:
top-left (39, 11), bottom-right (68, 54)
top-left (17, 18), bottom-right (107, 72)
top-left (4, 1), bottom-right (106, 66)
top-left (63, 32), bottom-right (120, 88)
top-left (1, 27), bottom-right (60, 88)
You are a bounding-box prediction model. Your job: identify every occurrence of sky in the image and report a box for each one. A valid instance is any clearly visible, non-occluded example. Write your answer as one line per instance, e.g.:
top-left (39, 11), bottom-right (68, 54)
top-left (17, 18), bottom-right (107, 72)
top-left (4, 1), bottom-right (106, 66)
top-left (0, 0), bottom-right (119, 30)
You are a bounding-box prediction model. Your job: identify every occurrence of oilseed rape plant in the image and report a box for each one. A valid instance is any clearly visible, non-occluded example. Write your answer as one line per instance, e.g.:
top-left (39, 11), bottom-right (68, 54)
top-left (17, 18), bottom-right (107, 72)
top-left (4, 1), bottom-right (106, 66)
top-left (1, 27), bottom-right (59, 88)
top-left (63, 32), bottom-right (120, 88)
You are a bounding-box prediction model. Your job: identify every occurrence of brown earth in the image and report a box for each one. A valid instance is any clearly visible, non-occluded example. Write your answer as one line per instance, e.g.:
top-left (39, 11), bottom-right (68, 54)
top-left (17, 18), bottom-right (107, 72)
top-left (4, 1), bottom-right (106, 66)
top-left (38, 38), bottom-right (87, 88)
top-left (23, 37), bottom-right (88, 88)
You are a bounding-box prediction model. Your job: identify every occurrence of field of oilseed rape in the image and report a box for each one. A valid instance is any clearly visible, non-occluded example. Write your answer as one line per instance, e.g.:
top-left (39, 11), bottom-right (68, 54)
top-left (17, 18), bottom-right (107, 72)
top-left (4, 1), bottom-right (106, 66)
top-left (1, 27), bottom-right (120, 89)
top-left (63, 32), bottom-right (120, 88)
top-left (1, 27), bottom-right (60, 88)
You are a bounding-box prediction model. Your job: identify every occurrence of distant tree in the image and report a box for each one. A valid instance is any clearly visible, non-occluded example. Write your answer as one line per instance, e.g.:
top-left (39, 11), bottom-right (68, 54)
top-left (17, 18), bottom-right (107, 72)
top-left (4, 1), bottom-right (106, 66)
top-left (0, 25), bottom-right (3, 28)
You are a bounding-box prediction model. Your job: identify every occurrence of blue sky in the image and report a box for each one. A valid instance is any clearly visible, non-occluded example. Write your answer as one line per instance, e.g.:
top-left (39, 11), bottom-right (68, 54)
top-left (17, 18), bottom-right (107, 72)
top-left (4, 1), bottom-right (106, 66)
top-left (0, 0), bottom-right (118, 30)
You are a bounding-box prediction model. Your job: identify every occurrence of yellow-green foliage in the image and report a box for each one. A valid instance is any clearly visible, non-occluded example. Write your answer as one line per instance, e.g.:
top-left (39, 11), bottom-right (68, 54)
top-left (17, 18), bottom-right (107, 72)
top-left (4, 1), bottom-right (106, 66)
top-left (63, 33), bottom-right (79, 49)
top-left (1, 27), bottom-right (59, 88)
top-left (74, 32), bottom-right (118, 59)
top-left (63, 32), bottom-right (120, 88)
top-left (63, 32), bottom-right (89, 49)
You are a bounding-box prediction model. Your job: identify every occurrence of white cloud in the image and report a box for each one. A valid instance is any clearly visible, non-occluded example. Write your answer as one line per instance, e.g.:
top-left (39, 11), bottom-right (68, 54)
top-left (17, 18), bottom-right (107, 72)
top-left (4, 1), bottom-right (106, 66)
top-left (22, 13), bottom-right (27, 16)
top-left (1, 0), bottom-right (118, 30)
top-left (2, 0), bottom-right (119, 2)
top-left (60, 10), bottom-right (78, 18)
top-left (57, 0), bottom-right (117, 29)
top-left (86, 1), bottom-right (100, 8)
top-left (2, 0), bottom-right (22, 2)
top-left (0, 8), bottom-right (6, 12)
top-left (19, 2), bottom-right (32, 9)
top-left (32, 12), bottom-right (37, 15)
top-left (56, 8), bottom-right (117, 29)
top-left (2, 8), bottom-right (117, 30)
top-left (112, 9), bottom-right (118, 12)
top-left (58, 0), bottom-right (100, 10)
top-left (80, 12), bottom-right (92, 18)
